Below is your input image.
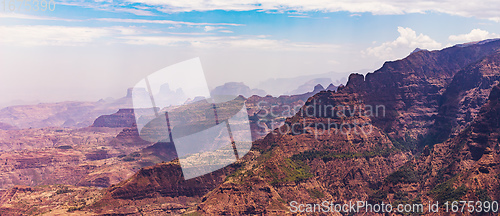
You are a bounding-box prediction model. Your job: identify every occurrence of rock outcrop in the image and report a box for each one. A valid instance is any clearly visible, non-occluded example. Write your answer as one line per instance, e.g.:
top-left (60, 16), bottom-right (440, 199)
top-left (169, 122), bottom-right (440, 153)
top-left (195, 89), bottom-right (410, 215)
top-left (371, 83), bottom-right (500, 214)
top-left (91, 109), bottom-right (136, 128)
top-left (193, 39), bottom-right (500, 214)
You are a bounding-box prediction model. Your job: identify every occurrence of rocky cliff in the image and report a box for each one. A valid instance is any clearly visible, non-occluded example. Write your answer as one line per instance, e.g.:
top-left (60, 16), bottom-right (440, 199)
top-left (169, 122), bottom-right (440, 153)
top-left (83, 39), bottom-right (500, 215)
top-left (341, 40), bottom-right (500, 145)
top-left (192, 39), bottom-right (500, 214)
top-left (195, 89), bottom-right (410, 215)
top-left (91, 109), bottom-right (136, 128)
top-left (371, 83), bottom-right (500, 215)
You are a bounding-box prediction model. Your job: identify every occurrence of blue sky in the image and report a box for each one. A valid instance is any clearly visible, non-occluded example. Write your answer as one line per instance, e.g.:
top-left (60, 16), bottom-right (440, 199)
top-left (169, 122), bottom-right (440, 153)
top-left (1, 0), bottom-right (500, 105)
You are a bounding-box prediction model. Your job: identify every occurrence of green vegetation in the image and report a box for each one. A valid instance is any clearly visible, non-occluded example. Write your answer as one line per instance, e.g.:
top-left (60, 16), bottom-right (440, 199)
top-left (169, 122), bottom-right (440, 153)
top-left (25, 207), bottom-right (39, 215)
top-left (266, 158), bottom-right (313, 186)
top-left (182, 211), bottom-right (203, 216)
top-left (475, 189), bottom-right (492, 202)
top-left (385, 164), bottom-right (419, 184)
top-left (130, 152), bottom-right (141, 157)
top-left (368, 190), bottom-right (387, 204)
top-left (227, 168), bottom-right (244, 179)
top-left (388, 132), bottom-right (418, 152)
top-left (394, 191), bottom-right (409, 201)
top-left (122, 151), bottom-right (141, 161)
top-left (434, 163), bottom-right (457, 183)
top-left (430, 178), bottom-right (468, 202)
top-left (67, 206), bottom-right (84, 212)
top-left (225, 163), bottom-right (246, 183)
top-left (55, 186), bottom-right (74, 194)
top-left (307, 188), bottom-right (325, 199)
top-left (122, 157), bottom-right (135, 161)
top-left (291, 148), bottom-right (395, 163)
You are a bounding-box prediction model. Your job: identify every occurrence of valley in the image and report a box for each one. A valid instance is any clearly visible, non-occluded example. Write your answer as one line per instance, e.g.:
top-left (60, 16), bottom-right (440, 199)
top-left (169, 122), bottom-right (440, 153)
top-left (0, 39), bottom-right (500, 215)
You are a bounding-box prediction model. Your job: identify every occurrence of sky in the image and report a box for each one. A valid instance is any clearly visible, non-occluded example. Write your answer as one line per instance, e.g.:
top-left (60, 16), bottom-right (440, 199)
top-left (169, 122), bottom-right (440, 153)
top-left (1, 0), bottom-right (500, 106)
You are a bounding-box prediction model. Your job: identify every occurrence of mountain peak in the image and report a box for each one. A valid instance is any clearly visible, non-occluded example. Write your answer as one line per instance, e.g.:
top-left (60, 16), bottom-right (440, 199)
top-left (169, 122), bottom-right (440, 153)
top-left (326, 83), bottom-right (337, 91)
top-left (312, 84), bottom-right (324, 93)
top-left (411, 47), bottom-right (427, 54)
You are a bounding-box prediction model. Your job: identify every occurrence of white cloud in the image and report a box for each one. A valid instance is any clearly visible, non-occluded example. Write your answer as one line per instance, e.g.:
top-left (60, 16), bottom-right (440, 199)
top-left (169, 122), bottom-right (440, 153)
top-left (0, 23), bottom-right (337, 51)
top-left (0, 13), bottom-right (81, 22)
top-left (94, 18), bottom-right (243, 26)
top-left (57, 0), bottom-right (155, 16)
top-left (0, 14), bottom-right (243, 27)
top-left (112, 8), bottom-right (156, 16)
top-left (124, 0), bottom-right (500, 21)
top-left (166, 32), bottom-right (214, 35)
top-left (204, 26), bottom-right (225, 32)
top-left (0, 25), bottom-right (144, 46)
top-left (0, 24), bottom-right (337, 51)
top-left (120, 35), bottom-right (340, 52)
top-left (449, 29), bottom-right (500, 42)
top-left (363, 27), bottom-right (442, 60)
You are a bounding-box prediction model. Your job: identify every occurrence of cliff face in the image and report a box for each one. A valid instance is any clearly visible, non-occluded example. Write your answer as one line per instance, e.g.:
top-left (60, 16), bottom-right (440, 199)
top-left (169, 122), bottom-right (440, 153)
top-left (194, 90), bottom-right (411, 215)
top-left (86, 39), bottom-right (500, 215)
top-left (246, 94), bottom-right (309, 140)
top-left (342, 40), bottom-right (500, 143)
top-left (91, 109), bottom-right (136, 128)
top-left (89, 160), bottom-right (241, 214)
top-left (427, 52), bottom-right (500, 144)
top-left (372, 83), bottom-right (500, 213)
top-left (193, 40), bottom-right (500, 214)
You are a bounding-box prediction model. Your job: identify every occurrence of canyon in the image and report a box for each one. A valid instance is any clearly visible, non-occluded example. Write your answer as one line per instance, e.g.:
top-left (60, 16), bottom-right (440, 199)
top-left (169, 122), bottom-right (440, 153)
top-left (0, 39), bottom-right (499, 215)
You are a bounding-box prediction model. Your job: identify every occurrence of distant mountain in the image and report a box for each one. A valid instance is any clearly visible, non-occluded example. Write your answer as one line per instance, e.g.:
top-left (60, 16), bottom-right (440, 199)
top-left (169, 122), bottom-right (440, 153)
top-left (287, 78), bottom-right (331, 95)
top-left (325, 83), bottom-right (338, 91)
top-left (246, 83), bottom-right (330, 140)
top-left (0, 89), bottom-right (135, 129)
top-left (0, 78), bottom-right (332, 130)
top-left (256, 70), bottom-right (365, 96)
top-left (210, 82), bottom-right (267, 97)
top-left (0, 122), bottom-right (17, 130)
top-left (152, 83), bottom-right (189, 107)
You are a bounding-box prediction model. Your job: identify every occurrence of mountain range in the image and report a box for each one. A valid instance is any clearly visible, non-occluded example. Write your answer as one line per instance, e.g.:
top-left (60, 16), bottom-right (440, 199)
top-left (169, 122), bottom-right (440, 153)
top-left (0, 39), bottom-right (499, 215)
